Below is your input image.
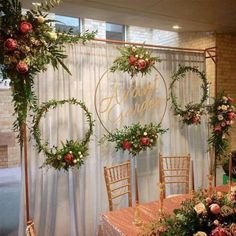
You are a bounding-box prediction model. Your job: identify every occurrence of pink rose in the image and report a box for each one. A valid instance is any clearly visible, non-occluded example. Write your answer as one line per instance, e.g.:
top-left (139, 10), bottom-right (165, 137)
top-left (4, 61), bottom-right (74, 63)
top-left (140, 137), bottom-right (150, 145)
top-left (122, 140), bottom-right (132, 150)
top-left (221, 122), bottom-right (226, 127)
top-left (192, 116), bottom-right (200, 124)
top-left (128, 55), bottom-right (137, 65)
top-left (227, 112), bottom-right (235, 120)
top-left (228, 97), bottom-right (234, 103)
top-left (20, 21), bottom-right (32, 33)
top-left (4, 38), bottom-right (17, 51)
top-left (137, 59), bottom-right (147, 69)
top-left (64, 153), bottom-right (73, 163)
top-left (16, 61), bottom-right (29, 74)
top-left (210, 227), bottom-right (227, 236)
top-left (210, 203), bottom-right (221, 214)
top-left (214, 126), bottom-right (222, 132)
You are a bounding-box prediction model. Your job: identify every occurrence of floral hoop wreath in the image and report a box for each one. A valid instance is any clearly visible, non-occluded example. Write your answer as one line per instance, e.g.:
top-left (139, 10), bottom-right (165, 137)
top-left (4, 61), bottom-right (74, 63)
top-left (32, 98), bottom-right (94, 171)
top-left (110, 45), bottom-right (161, 77)
top-left (170, 65), bottom-right (209, 125)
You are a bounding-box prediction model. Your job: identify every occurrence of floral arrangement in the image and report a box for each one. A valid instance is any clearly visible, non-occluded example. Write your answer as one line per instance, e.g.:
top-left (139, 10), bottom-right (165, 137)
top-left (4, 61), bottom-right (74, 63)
top-left (208, 94), bottom-right (236, 158)
top-left (32, 98), bottom-right (94, 171)
top-left (103, 123), bottom-right (168, 156)
top-left (143, 187), bottom-right (236, 236)
top-left (0, 0), bottom-right (96, 144)
top-left (170, 65), bottom-right (209, 125)
top-left (110, 45), bottom-right (161, 77)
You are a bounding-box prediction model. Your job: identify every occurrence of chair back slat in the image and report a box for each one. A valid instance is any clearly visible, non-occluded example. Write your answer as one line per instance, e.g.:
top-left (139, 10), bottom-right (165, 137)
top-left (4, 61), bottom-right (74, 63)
top-left (159, 154), bottom-right (193, 198)
top-left (104, 161), bottom-right (132, 211)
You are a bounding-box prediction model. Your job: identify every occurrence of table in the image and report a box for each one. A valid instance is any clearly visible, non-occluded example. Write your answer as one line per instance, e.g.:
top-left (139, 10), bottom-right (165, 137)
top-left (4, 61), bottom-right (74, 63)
top-left (100, 185), bottom-right (229, 236)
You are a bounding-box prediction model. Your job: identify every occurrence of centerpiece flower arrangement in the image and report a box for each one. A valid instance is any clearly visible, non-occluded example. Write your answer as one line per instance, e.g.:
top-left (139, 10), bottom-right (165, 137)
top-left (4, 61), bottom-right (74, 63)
top-left (110, 45), bottom-right (161, 77)
top-left (103, 123), bottom-right (168, 156)
top-left (0, 0), bottom-right (96, 144)
top-left (143, 188), bottom-right (236, 236)
top-left (208, 95), bottom-right (236, 158)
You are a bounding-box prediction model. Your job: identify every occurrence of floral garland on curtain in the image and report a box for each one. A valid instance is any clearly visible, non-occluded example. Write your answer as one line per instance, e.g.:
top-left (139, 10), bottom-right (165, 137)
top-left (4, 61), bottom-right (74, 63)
top-left (143, 188), bottom-right (236, 236)
top-left (110, 45), bottom-right (161, 77)
top-left (170, 65), bottom-right (209, 125)
top-left (208, 94), bottom-right (236, 159)
top-left (32, 99), bottom-right (94, 171)
top-left (103, 123), bottom-right (168, 157)
top-left (0, 0), bottom-right (96, 145)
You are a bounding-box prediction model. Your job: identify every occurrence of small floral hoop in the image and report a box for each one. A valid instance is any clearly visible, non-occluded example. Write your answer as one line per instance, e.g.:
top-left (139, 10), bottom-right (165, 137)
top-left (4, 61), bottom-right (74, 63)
top-left (32, 98), bottom-right (94, 171)
top-left (170, 65), bottom-right (209, 125)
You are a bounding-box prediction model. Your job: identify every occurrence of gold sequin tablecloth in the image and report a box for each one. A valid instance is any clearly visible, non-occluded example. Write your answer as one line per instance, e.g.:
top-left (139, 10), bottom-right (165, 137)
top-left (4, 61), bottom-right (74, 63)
top-left (100, 185), bottom-right (229, 236)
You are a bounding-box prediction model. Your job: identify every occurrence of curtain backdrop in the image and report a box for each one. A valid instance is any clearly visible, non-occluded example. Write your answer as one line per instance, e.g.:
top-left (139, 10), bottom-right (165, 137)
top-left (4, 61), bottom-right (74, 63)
top-left (19, 42), bottom-right (208, 236)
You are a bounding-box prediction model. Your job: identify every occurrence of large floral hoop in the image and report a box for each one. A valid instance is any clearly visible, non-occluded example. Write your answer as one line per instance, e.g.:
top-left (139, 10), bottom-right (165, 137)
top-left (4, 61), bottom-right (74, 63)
top-left (170, 65), bottom-right (209, 125)
top-left (32, 98), bottom-right (94, 171)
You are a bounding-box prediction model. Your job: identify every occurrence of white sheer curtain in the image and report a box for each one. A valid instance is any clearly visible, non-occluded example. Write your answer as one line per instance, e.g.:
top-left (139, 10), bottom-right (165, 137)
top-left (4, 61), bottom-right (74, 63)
top-left (18, 42), bottom-right (209, 236)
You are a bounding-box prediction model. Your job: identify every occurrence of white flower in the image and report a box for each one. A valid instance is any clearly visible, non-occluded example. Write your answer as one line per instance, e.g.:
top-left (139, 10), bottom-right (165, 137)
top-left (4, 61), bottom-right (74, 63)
top-left (47, 32), bottom-right (57, 40)
top-left (73, 160), bottom-right (77, 164)
top-left (217, 106), bottom-right (221, 110)
top-left (143, 132), bottom-right (147, 136)
top-left (132, 46), bottom-right (136, 51)
top-left (37, 16), bottom-right (45, 24)
top-left (135, 54), bottom-right (139, 58)
top-left (217, 114), bottom-right (224, 121)
top-left (80, 154), bottom-right (83, 158)
top-left (150, 139), bottom-right (153, 143)
top-left (69, 151), bottom-right (72, 154)
top-left (221, 105), bottom-right (227, 111)
top-left (78, 151), bottom-right (81, 155)
top-left (57, 156), bottom-right (61, 160)
top-left (145, 58), bottom-right (149, 61)
top-left (222, 96), bottom-right (228, 100)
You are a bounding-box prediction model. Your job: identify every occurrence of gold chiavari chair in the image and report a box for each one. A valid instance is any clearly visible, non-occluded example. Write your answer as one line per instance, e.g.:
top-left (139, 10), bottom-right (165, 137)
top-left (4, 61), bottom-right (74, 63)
top-left (159, 154), bottom-right (194, 198)
top-left (104, 161), bottom-right (133, 211)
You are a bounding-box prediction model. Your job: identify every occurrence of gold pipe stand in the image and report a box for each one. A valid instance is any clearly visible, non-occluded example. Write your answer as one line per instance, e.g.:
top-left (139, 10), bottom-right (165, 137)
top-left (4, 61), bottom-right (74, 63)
top-left (208, 174), bottom-right (213, 197)
top-left (132, 201), bottom-right (143, 227)
top-left (26, 220), bottom-right (36, 236)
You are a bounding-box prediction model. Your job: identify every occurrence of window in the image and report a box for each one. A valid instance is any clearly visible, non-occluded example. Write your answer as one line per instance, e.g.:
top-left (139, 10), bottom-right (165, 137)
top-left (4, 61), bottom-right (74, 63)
top-left (55, 15), bottom-right (80, 34)
top-left (106, 22), bottom-right (125, 41)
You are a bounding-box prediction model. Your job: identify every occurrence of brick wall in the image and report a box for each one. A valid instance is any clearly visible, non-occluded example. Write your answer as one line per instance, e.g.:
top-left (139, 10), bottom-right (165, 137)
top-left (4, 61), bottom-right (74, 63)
top-left (0, 89), bottom-right (19, 167)
top-left (216, 34), bottom-right (236, 149)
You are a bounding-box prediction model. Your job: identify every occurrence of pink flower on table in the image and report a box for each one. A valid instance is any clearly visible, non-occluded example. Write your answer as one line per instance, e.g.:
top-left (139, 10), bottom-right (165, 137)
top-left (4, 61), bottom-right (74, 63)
top-left (210, 203), bottom-right (221, 214)
top-left (228, 97), bottom-right (234, 103)
top-left (210, 227), bottom-right (227, 236)
top-left (20, 21), bottom-right (32, 33)
top-left (4, 38), bottom-right (17, 51)
top-left (16, 61), bottom-right (28, 74)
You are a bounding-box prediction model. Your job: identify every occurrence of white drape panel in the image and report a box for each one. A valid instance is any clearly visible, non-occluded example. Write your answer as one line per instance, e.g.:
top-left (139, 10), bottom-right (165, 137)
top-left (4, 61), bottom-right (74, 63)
top-left (18, 43), bottom-right (208, 236)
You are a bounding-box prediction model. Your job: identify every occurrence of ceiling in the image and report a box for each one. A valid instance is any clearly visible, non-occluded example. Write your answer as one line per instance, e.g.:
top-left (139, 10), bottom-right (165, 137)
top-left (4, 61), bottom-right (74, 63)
top-left (22, 0), bottom-right (236, 33)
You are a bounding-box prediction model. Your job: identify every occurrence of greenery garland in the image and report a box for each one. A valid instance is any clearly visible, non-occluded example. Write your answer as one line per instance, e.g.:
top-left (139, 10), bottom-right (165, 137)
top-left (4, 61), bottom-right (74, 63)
top-left (32, 98), bottom-right (94, 171)
top-left (143, 188), bottom-right (236, 236)
top-left (170, 65), bottom-right (209, 125)
top-left (103, 122), bottom-right (168, 157)
top-left (208, 94), bottom-right (236, 159)
top-left (0, 0), bottom-right (96, 145)
top-left (110, 45), bottom-right (161, 77)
